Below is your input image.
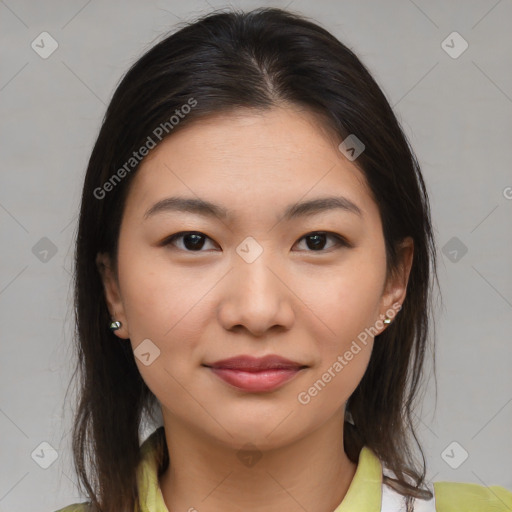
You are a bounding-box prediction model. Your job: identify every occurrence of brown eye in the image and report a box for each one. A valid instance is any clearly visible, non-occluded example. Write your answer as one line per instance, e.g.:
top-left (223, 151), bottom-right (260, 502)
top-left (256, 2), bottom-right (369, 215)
top-left (295, 232), bottom-right (350, 252)
top-left (162, 231), bottom-right (217, 252)
top-left (161, 230), bottom-right (350, 253)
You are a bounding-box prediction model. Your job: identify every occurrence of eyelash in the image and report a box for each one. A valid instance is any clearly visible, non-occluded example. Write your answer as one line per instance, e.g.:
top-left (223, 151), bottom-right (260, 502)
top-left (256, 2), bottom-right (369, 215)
top-left (161, 231), bottom-right (351, 253)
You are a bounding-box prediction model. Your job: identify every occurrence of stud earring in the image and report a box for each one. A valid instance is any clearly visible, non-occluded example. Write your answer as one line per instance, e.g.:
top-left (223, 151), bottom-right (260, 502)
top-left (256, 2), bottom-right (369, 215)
top-left (109, 320), bottom-right (122, 331)
top-left (383, 317), bottom-right (392, 325)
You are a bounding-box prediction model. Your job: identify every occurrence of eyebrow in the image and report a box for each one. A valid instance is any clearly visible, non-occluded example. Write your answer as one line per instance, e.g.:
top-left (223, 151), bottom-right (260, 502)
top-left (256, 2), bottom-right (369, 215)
top-left (143, 195), bottom-right (362, 222)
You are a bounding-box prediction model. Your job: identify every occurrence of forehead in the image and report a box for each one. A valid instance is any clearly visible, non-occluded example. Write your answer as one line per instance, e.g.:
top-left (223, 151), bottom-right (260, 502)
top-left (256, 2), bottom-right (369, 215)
top-left (125, 107), bottom-right (375, 219)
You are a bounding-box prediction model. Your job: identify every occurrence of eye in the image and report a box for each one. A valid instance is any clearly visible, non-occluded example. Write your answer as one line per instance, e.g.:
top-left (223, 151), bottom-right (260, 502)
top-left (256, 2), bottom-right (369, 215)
top-left (161, 231), bottom-right (350, 253)
top-left (161, 231), bottom-right (218, 252)
top-left (294, 231), bottom-right (350, 252)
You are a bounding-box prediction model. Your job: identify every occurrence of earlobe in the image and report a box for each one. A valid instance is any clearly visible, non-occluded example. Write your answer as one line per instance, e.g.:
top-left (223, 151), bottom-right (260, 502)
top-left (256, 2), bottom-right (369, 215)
top-left (380, 237), bottom-right (414, 319)
top-left (95, 252), bottom-right (130, 339)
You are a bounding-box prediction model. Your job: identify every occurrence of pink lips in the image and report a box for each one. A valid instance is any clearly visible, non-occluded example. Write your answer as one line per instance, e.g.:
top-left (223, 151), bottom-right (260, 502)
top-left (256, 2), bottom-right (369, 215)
top-left (204, 355), bottom-right (306, 392)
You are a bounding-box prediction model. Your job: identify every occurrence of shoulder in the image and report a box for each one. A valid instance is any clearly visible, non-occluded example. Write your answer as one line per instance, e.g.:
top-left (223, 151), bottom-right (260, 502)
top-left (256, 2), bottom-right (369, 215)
top-left (379, 450), bottom-right (512, 512)
top-left (51, 428), bottom-right (165, 512)
top-left (53, 502), bottom-right (91, 512)
top-left (382, 481), bottom-right (512, 512)
top-left (433, 481), bottom-right (512, 511)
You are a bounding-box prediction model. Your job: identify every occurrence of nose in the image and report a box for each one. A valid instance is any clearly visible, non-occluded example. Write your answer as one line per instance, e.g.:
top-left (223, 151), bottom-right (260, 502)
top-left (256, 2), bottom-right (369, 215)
top-left (217, 254), bottom-right (295, 337)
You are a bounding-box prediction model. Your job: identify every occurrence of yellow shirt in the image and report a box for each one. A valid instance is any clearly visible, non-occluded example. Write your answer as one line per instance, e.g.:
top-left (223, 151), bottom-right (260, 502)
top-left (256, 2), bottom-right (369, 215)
top-left (55, 427), bottom-right (512, 512)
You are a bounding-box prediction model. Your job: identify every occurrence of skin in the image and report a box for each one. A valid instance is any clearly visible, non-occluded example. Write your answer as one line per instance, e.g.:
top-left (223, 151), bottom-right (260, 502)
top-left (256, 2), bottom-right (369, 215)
top-left (97, 105), bottom-right (413, 512)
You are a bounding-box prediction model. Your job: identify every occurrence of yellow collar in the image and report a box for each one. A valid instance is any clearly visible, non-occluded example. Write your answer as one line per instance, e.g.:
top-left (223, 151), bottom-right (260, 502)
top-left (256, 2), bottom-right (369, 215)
top-left (136, 428), bottom-right (383, 512)
top-left (333, 446), bottom-right (383, 511)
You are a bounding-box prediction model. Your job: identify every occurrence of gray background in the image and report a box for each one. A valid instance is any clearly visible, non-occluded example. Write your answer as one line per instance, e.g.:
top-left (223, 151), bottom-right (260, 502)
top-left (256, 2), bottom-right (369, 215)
top-left (1, 0), bottom-right (511, 510)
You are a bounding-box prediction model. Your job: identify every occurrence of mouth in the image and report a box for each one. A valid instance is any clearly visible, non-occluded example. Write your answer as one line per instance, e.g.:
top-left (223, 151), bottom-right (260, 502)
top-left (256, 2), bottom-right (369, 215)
top-left (203, 354), bottom-right (308, 392)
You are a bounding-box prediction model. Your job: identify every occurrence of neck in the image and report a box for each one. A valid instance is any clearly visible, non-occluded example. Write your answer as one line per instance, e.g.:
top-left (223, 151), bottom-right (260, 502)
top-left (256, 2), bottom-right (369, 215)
top-left (159, 410), bottom-right (357, 512)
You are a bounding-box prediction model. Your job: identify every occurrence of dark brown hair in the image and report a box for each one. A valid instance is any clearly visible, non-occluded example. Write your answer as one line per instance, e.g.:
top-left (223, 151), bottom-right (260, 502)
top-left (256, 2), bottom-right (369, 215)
top-left (68, 6), bottom-right (438, 512)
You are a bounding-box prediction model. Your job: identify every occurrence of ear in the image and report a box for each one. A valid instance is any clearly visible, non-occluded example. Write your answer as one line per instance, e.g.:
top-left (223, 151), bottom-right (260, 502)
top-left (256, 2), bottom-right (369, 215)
top-left (96, 252), bottom-right (130, 339)
top-left (378, 236), bottom-right (414, 327)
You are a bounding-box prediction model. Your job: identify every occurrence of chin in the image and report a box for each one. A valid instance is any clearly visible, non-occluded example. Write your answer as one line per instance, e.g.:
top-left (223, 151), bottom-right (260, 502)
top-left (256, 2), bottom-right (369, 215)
top-left (206, 415), bottom-right (304, 452)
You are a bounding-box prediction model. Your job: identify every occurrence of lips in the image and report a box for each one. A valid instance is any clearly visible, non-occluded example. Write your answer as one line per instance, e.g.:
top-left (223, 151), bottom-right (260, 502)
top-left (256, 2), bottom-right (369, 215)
top-left (205, 354), bottom-right (305, 371)
top-left (203, 355), bottom-right (307, 392)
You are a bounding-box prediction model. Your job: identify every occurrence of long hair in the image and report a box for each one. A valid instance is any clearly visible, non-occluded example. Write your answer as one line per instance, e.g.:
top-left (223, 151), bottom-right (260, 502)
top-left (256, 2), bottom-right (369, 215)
top-left (69, 7), bottom-right (438, 511)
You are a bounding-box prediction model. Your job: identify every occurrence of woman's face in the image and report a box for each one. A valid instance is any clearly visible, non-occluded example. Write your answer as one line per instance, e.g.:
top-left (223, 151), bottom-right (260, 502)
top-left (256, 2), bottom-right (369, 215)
top-left (97, 106), bottom-right (412, 450)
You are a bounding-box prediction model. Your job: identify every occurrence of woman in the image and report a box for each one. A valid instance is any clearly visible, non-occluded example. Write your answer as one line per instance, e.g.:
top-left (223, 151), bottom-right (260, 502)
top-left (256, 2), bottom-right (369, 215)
top-left (55, 7), bottom-right (512, 512)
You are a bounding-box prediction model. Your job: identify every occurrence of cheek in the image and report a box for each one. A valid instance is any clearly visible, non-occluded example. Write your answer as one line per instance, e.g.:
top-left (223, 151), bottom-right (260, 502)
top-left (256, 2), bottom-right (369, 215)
top-left (298, 251), bottom-right (384, 403)
top-left (296, 339), bottom-right (373, 423)
top-left (305, 260), bottom-right (385, 343)
top-left (116, 242), bottom-right (194, 337)
top-left (297, 275), bottom-right (377, 414)
top-left (117, 245), bottom-right (215, 384)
